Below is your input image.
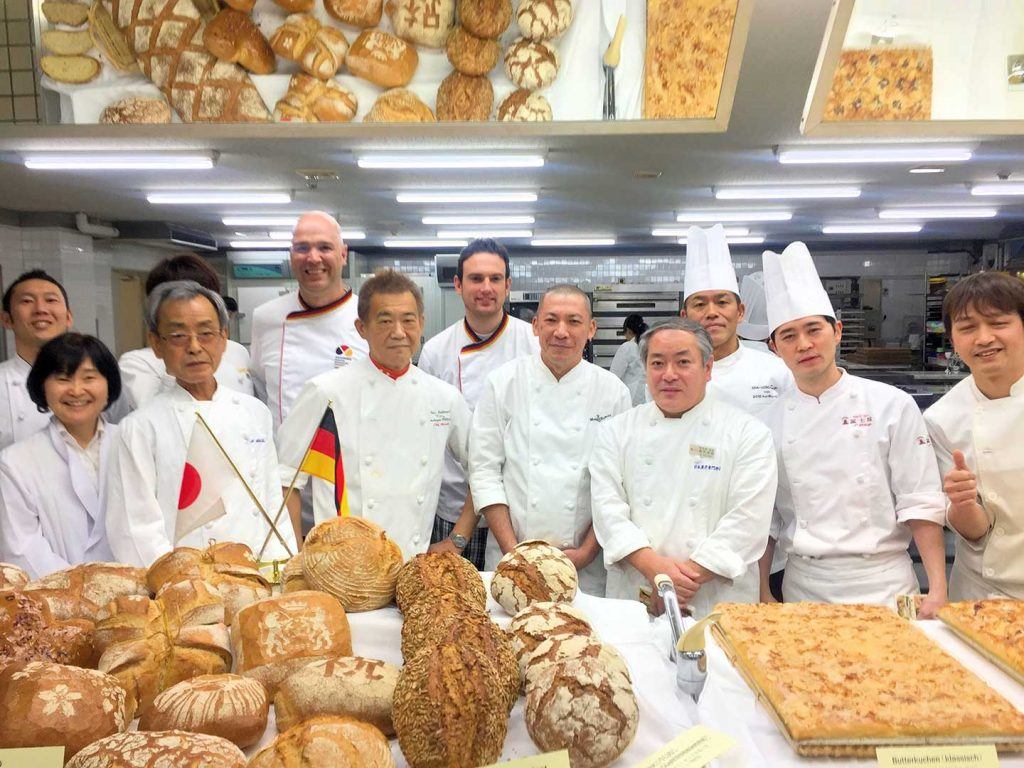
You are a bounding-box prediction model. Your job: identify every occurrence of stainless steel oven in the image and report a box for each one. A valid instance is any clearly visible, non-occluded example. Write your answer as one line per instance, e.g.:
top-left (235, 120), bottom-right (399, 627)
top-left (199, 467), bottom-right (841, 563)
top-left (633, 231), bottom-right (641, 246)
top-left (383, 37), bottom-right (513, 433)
top-left (591, 284), bottom-right (683, 369)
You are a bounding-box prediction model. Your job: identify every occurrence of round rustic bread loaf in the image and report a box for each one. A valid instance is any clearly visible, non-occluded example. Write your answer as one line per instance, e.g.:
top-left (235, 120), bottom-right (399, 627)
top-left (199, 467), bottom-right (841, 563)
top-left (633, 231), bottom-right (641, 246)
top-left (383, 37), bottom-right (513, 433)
top-left (507, 601), bottom-right (592, 669)
top-left (24, 562), bottom-right (148, 622)
top-left (302, 517), bottom-right (404, 611)
top-left (387, 0), bottom-right (455, 48)
top-left (427, 611), bottom-right (519, 701)
top-left (436, 70), bottom-right (493, 121)
top-left (0, 562), bottom-right (29, 590)
top-left (0, 661), bottom-right (133, 759)
top-left (394, 643), bottom-right (511, 768)
top-left (446, 25), bottom-right (499, 75)
top-left (250, 715), bottom-right (394, 768)
top-left (0, 590), bottom-right (95, 668)
top-left (65, 730), bottom-right (247, 768)
top-left (138, 674), bottom-right (268, 748)
top-left (525, 656), bottom-right (639, 768)
top-left (498, 87), bottom-right (552, 121)
top-left (522, 635), bottom-right (630, 690)
top-left (400, 588), bottom-right (486, 660)
top-left (394, 552), bottom-right (486, 614)
top-left (99, 96), bottom-right (173, 124)
top-left (274, 656), bottom-right (400, 735)
top-left (457, 0), bottom-right (511, 38)
top-left (516, 0), bottom-right (573, 40)
top-left (281, 553), bottom-right (308, 593)
top-left (491, 541), bottom-right (578, 614)
top-left (504, 36), bottom-right (559, 90)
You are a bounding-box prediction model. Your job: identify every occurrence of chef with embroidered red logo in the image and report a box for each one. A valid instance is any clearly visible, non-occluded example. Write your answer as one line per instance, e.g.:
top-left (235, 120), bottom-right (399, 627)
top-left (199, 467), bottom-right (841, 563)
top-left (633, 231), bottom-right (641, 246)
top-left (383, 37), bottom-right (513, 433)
top-left (757, 242), bottom-right (948, 615)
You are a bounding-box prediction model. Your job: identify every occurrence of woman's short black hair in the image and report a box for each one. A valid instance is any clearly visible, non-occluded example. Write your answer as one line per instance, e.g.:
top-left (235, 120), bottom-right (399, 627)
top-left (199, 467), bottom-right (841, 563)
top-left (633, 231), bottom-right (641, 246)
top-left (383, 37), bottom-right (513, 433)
top-left (26, 332), bottom-right (122, 413)
top-left (623, 313), bottom-right (648, 337)
top-left (145, 253), bottom-right (221, 296)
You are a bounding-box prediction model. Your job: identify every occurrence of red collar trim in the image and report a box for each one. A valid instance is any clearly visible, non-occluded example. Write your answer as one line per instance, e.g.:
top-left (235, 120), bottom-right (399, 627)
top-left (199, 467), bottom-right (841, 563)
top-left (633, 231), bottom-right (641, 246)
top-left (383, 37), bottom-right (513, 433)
top-left (286, 289), bottom-right (353, 320)
top-left (370, 357), bottom-right (410, 380)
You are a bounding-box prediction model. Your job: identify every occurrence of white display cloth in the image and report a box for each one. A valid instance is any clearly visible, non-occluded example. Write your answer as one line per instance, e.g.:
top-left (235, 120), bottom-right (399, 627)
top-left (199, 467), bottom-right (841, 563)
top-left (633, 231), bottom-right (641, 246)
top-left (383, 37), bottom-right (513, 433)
top-left (697, 620), bottom-right (1024, 768)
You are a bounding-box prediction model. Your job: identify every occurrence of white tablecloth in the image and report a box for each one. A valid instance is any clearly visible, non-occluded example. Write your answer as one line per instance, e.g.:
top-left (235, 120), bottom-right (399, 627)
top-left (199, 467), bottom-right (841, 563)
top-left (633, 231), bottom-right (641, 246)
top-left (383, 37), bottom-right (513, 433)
top-left (697, 620), bottom-right (1024, 767)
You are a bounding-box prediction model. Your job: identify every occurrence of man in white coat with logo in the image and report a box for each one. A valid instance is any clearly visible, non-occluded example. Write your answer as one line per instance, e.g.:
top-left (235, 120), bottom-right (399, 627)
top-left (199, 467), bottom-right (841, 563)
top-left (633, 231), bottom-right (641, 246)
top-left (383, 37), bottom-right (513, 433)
top-left (276, 270), bottom-right (472, 559)
top-left (758, 242), bottom-right (948, 616)
top-left (418, 239), bottom-right (538, 568)
top-left (924, 271), bottom-right (1024, 600)
top-left (680, 225), bottom-right (791, 416)
top-left (106, 281), bottom-right (296, 567)
top-left (591, 319), bottom-right (777, 618)
top-left (469, 285), bottom-right (632, 595)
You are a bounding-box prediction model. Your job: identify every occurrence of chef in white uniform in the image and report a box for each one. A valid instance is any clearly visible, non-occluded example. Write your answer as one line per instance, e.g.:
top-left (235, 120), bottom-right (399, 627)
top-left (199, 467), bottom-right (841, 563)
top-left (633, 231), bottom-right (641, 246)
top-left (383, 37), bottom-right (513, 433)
top-left (924, 271), bottom-right (1024, 600)
top-left (250, 211), bottom-right (368, 432)
top-left (119, 254), bottom-right (253, 408)
top-left (277, 269), bottom-right (471, 559)
top-left (737, 272), bottom-right (771, 353)
top-left (592, 319), bottom-right (777, 617)
top-left (417, 239), bottom-right (538, 567)
top-left (0, 270), bottom-right (74, 450)
top-left (609, 314), bottom-right (648, 406)
top-left (758, 242), bottom-right (948, 615)
top-left (681, 225), bottom-right (791, 416)
top-left (470, 285), bottom-right (631, 595)
top-left (0, 333), bottom-right (121, 577)
top-left (106, 281), bottom-right (295, 568)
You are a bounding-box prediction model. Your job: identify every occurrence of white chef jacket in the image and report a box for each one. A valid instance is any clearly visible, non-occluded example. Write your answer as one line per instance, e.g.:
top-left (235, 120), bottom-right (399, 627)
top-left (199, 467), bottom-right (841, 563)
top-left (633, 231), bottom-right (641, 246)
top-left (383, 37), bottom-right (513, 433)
top-left (250, 290), bottom-right (368, 431)
top-left (106, 384), bottom-right (295, 568)
top-left (609, 339), bottom-right (646, 407)
top-left (925, 373), bottom-right (1024, 600)
top-left (418, 313), bottom-right (539, 524)
top-left (709, 344), bottom-right (792, 417)
top-left (276, 356), bottom-right (471, 559)
top-left (469, 354), bottom-right (632, 594)
top-left (0, 356), bottom-right (50, 451)
top-left (739, 339), bottom-right (771, 354)
top-left (119, 341), bottom-right (254, 409)
top-left (763, 370), bottom-right (945, 606)
top-left (0, 417), bottom-right (116, 578)
top-left (591, 397), bottom-right (777, 617)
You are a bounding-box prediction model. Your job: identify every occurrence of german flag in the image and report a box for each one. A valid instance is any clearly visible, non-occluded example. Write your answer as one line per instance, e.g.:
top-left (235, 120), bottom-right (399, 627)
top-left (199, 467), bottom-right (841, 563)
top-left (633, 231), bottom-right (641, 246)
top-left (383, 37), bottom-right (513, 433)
top-left (299, 406), bottom-right (349, 516)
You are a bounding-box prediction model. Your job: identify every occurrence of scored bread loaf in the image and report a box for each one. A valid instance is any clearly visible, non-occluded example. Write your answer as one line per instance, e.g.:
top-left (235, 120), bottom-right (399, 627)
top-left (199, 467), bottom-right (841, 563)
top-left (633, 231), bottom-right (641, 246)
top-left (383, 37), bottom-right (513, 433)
top-left (231, 590), bottom-right (352, 695)
top-left (497, 88), bottom-right (551, 121)
top-left (324, 0), bottom-right (381, 27)
top-left (23, 562), bottom-right (147, 623)
top-left (491, 540), bottom-right (579, 614)
top-left (457, 0), bottom-right (511, 38)
top-left (281, 553), bottom-right (308, 591)
top-left (274, 72), bottom-right (357, 122)
top-left (507, 601), bottom-right (593, 670)
top-left (386, 0), bottom-right (455, 48)
top-left (400, 588), bottom-right (486, 660)
top-left (139, 674), bottom-right (268, 748)
top-left (250, 716), bottom-right (395, 768)
top-left (424, 611), bottom-right (519, 701)
top-left (203, 9), bottom-right (275, 74)
top-left (394, 551), bottom-right (486, 613)
top-left (503, 36), bottom-right (559, 90)
top-left (274, 656), bottom-right (400, 735)
top-left (345, 29), bottom-right (418, 88)
top-left (301, 517), bottom-right (403, 612)
top-left (0, 662), bottom-right (133, 759)
top-left (269, 14), bottom-right (347, 80)
top-left (516, 0), bottom-right (573, 40)
top-left (65, 730), bottom-right (247, 768)
top-left (0, 563), bottom-right (29, 591)
top-left (522, 635), bottom-right (630, 690)
top-left (364, 88), bottom-right (435, 122)
top-left (0, 590), bottom-right (95, 668)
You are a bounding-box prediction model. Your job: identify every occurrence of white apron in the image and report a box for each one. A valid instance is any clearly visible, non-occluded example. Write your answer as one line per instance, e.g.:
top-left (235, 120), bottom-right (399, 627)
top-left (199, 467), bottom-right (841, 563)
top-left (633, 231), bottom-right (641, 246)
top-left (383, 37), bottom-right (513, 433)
top-left (783, 550), bottom-right (919, 607)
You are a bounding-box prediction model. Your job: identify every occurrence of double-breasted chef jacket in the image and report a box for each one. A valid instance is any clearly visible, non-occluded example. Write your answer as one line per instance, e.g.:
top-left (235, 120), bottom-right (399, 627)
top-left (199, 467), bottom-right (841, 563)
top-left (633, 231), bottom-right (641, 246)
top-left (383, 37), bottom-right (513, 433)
top-left (417, 313), bottom-right (539, 525)
top-left (250, 290), bottom-right (367, 432)
top-left (609, 339), bottom-right (646, 407)
top-left (0, 356), bottom-right (50, 451)
top-left (106, 384), bottom-right (295, 568)
top-left (469, 354), bottom-right (632, 595)
top-left (708, 343), bottom-right (792, 417)
top-left (591, 396), bottom-right (777, 617)
top-left (119, 341), bottom-right (254, 409)
top-left (276, 356), bottom-right (471, 559)
top-left (0, 417), bottom-right (116, 577)
top-left (925, 373), bottom-right (1024, 600)
top-left (762, 370), bottom-right (946, 607)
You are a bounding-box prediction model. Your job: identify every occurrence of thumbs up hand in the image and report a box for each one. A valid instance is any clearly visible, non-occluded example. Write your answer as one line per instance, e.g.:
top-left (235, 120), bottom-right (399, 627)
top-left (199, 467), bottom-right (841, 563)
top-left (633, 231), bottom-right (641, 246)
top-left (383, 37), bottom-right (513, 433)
top-left (943, 450), bottom-right (978, 509)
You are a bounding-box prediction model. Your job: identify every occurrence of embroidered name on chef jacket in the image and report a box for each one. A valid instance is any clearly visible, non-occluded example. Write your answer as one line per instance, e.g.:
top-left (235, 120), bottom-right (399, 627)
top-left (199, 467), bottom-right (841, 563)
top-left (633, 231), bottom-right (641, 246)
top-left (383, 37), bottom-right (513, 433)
top-left (335, 345), bottom-right (356, 368)
top-left (841, 413), bottom-right (873, 428)
top-left (750, 383), bottom-right (780, 401)
top-left (589, 413), bottom-right (613, 423)
top-left (916, 435), bottom-right (932, 446)
top-left (430, 408), bottom-right (452, 427)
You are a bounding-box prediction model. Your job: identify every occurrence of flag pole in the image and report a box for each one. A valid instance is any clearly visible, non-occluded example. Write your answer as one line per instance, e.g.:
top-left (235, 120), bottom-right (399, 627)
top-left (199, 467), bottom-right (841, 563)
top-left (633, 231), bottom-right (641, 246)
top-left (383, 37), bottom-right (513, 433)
top-left (194, 411), bottom-right (294, 558)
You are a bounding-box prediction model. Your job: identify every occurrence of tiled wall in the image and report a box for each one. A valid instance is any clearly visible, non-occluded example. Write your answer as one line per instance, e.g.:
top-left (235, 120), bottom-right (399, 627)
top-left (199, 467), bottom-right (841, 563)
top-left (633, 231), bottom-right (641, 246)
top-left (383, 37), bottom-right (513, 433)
top-left (0, 0), bottom-right (41, 123)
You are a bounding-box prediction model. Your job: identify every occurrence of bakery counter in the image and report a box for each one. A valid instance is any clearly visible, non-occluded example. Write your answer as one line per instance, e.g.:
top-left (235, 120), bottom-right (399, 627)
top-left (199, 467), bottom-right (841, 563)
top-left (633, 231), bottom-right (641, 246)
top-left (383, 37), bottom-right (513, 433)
top-left (697, 619), bottom-right (1024, 767)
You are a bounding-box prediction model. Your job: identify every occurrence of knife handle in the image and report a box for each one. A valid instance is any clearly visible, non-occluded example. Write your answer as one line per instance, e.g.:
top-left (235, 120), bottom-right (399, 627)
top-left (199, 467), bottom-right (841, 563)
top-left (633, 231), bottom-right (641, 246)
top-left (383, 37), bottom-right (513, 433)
top-left (603, 14), bottom-right (627, 68)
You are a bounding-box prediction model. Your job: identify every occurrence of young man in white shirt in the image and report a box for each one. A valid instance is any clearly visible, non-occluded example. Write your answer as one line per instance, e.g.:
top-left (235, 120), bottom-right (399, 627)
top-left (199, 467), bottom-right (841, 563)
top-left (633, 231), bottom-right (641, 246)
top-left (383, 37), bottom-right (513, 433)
top-left (758, 242), bottom-right (948, 616)
top-left (417, 239), bottom-right (538, 568)
top-left (924, 271), bottom-right (1024, 600)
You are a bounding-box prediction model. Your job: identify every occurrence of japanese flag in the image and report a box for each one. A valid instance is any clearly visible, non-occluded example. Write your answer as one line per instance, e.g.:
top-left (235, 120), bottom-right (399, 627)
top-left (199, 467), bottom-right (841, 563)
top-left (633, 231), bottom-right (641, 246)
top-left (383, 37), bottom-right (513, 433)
top-left (176, 421), bottom-right (237, 542)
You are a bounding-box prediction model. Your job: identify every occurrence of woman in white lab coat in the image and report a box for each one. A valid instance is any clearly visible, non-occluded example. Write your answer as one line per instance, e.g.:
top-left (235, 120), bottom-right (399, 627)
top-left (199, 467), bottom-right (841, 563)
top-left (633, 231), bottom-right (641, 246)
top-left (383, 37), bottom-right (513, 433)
top-left (610, 314), bottom-right (647, 406)
top-left (0, 333), bottom-right (121, 578)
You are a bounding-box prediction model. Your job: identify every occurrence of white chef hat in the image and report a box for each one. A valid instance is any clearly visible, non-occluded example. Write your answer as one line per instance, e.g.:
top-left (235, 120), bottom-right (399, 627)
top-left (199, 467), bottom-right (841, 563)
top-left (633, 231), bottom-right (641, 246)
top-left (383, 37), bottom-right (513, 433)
top-left (683, 224), bottom-right (739, 301)
top-left (763, 241), bottom-right (836, 334)
top-left (737, 271), bottom-right (769, 341)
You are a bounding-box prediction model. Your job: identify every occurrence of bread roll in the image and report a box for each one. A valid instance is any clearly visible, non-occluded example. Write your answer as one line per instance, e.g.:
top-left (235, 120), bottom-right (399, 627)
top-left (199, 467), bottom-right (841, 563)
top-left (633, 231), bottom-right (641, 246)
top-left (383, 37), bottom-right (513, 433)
top-left (400, 588), bottom-right (485, 659)
top-left (42, 1), bottom-right (89, 25)
top-left (271, 0), bottom-right (314, 12)
top-left (386, 0), bottom-right (454, 48)
top-left (525, 656), bottom-right (638, 768)
top-left (302, 517), bottom-right (403, 612)
top-left (24, 562), bottom-right (148, 623)
top-left (231, 591), bottom-right (352, 695)
top-left (138, 674), bottom-right (267, 748)
top-left (346, 29), bottom-right (418, 88)
top-left (0, 563), bottom-right (29, 591)
top-left (522, 635), bottom-right (630, 690)
top-left (275, 73), bottom-right (359, 120)
top-left (270, 13), bottom-right (319, 61)
top-left (516, 0), bottom-right (573, 40)
top-left (507, 601), bottom-right (592, 670)
top-left (457, 0), bottom-right (510, 39)
top-left (394, 644), bottom-right (511, 768)
top-left (250, 716), bottom-right (394, 768)
top-left (324, 0), bottom-right (381, 27)
top-left (65, 730), bottom-right (246, 768)
top-left (491, 540), bottom-right (578, 614)
top-left (301, 24), bottom-right (349, 80)
top-left (364, 88), bottom-right (435, 122)
top-left (503, 36), bottom-right (559, 90)
top-left (436, 70), bottom-right (492, 121)
top-left (445, 25), bottom-right (499, 75)
top-left (394, 551), bottom-right (486, 614)
top-left (0, 590), bottom-right (95, 669)
top-left (497, 88), bottom-right (551, 121)
top-left (41, 29), bottom-right (93, 55)
top-left (274, 656), bottom-right (399, 735)
top-left (0, 662), bottom-right (133, 759)
top-left (203, 9), bottom-right (275, 74)
top-left (281, 553), bottom-right (309, 591)
top-left (100, 97), bottom-right (172, 123)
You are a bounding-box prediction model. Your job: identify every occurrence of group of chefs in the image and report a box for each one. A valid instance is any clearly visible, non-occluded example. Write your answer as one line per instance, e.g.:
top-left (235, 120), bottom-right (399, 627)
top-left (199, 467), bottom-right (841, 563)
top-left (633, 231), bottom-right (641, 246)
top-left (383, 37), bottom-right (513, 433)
top-left (0, 211), bottom-right (1021, 618)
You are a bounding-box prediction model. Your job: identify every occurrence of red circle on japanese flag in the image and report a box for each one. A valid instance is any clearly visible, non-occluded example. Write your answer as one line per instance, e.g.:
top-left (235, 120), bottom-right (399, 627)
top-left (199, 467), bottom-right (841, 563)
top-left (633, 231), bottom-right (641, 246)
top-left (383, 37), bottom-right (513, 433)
top-left (178, 462), bottom-right (201, 510)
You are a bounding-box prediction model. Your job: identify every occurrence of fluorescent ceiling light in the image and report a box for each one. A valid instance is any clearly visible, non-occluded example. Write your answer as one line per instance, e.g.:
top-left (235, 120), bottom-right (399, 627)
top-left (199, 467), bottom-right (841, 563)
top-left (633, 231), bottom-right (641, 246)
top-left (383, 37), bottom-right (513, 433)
top-left (716, 185), bottom-right (861, 200)
top-left (359, 154), bottom-right (544, 169)
top-left (970, 182), bottom-right (1024, 196)
top-left (676, 210), bottom-right (793, 223)
top-left (437, 229), bottom-right (533, 239)
top-left (679, 236), bottom-right (764, 245)
top-left (909, 167), bottom-right (946, 174)
top-left (223, 216), bottom-right (300, 227)
top-left (25, 153), bottom-right (215, 170)
top-left (422, 215), bottom-right (535, 225)
top-left (265, 229), bottom-right (365, 240)
top-left (228, 240), bottom-right (290, 249)
top-left (148, 191), bottom-right (292, 205)
top-left (531, 237), bottom-right (616, 247)
top-left (654, 226), bottom-right (749, 237)
top-left (778, 146), bottom-right (972, 165)
top-left (822, 224), bottom-right (923, 234)
top-left (879, 207), bottom-right (998, 219)
top-left (396, 191), bottom-right (538, 204)
top-left (383, 238), bottom-right (469, 248)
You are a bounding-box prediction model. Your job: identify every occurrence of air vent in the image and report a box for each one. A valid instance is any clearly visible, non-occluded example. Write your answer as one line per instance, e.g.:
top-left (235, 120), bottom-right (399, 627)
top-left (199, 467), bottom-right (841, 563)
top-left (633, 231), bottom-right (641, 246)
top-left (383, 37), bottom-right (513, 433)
top-left (115, 221), bottom-right (219, 251)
